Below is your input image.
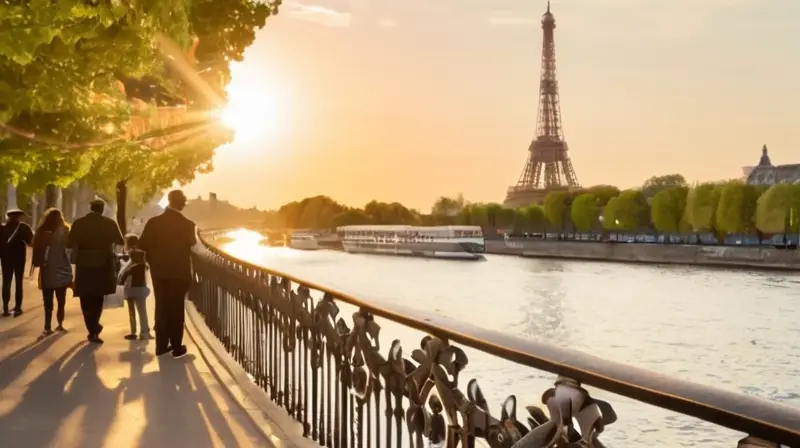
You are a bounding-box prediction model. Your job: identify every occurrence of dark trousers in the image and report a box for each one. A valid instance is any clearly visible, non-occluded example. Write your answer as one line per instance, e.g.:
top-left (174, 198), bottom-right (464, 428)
top-left (43, 286), bottom-right (67, 330)
top-left (1, 257), bottom-right (25, 312)
top-left (79, 295), bottom-right (104, 336)
top-left (153, 278), bottom-right (189, 352)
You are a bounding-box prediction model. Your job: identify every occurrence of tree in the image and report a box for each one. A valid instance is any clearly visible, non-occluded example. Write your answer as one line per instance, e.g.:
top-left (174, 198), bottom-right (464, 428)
top-left (755, 184), bottom-right (800, 234)
top-left (496, 207), bottom-right (516, 230)
top-left (295, 196), bottom-right (344, 228)
top-left (512, 205), bottom-right (546, 233)
top-left (364, 200), bottom-right (417, 225)
top-left (684, 182), bottom-right (723, 241)
top-left (483, 203), bottom-right (503, 229)
top-left (602, 189), bottom-right (648, 231)
top-left (586, 185), bottom-right (620, 206)
top-left (524, 205), bottom-right (547, 231)
top-left (543, 191), bottom-right (570, 230)
top-left (641, 174), bottom-right (688, 199)
top-left (1, 0), bottom-right (278, 208)
top-left (431, 194), bottom-right (465, 218)
top-left (570, 193), bottom-right (598, 232)
top-left (459, 204), bottom-right (488, 227)
top-left (188, 0), bottom-right (279, 106)
top-left (602, 197), bottom-right (620, 230)
top-left (650, 186), bottom-right (689, 233)
top-left (715, 182), bottom-right (761, 235)
top-left (0, 0), bottom-right (197, 186)
top-left (331, 209), bottom-right (373, 227)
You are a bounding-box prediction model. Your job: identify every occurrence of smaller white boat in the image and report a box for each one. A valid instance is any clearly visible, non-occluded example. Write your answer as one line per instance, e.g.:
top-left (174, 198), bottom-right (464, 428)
top-left (289, 232), bottom-right (320, 250)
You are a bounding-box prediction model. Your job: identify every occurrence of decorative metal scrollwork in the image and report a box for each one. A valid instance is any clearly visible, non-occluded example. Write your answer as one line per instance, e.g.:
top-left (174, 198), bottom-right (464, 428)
top-left (189, 241), bottom-right (793, 448)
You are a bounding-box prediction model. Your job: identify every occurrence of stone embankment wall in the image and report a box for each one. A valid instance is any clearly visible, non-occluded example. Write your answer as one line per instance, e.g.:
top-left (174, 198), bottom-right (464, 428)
top-left (485, 240), bottom-right (800, 270)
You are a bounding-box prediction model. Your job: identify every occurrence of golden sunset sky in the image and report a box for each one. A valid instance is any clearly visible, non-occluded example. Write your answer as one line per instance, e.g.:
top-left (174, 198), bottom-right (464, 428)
top-left (182, 0), bottom-right (799, 212)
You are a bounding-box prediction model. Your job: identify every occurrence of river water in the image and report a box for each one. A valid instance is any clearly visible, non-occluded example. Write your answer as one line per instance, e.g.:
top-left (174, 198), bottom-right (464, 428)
top-left (219, 232), bottom-right (800, 447)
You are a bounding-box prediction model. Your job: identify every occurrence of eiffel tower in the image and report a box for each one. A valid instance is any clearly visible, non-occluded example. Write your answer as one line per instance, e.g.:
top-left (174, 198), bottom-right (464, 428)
top-left (504, 1), bottom-right (580, 208)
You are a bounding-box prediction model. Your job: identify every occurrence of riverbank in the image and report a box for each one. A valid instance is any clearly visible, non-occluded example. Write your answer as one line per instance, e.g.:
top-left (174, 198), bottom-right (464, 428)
top-left (486, 239), bottom-right (800, 271)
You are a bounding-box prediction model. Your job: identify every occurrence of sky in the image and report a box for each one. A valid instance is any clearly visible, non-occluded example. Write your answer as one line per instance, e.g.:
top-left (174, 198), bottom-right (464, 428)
top-left (180, 0), bottom-right (800, 212)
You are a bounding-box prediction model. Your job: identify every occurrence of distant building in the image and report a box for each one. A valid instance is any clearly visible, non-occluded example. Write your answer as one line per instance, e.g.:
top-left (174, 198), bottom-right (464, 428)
top-left (745, 145), bottom-right (800, 185)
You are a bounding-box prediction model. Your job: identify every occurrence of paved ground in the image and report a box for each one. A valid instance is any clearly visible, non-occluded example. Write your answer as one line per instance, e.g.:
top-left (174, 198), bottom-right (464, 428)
top-left (0, 280), bottom-right (267, 448)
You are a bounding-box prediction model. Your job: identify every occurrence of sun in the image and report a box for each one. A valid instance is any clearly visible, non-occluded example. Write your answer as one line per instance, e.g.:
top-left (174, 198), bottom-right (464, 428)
top-left (218, 63), bottom-right (281, 146)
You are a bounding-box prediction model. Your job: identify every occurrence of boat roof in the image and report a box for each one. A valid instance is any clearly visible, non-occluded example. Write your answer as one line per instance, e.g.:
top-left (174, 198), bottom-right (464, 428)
top-left (337, 225), bottom-right (482, 232)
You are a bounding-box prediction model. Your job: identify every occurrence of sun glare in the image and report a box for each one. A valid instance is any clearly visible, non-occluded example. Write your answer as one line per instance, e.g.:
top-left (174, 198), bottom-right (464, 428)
top-left (219, 62), bottom-right (282, 147)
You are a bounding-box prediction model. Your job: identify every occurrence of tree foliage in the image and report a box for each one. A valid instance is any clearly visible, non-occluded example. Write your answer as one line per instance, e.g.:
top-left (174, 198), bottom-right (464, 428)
top-left (684, 182), bottom-right (722, 232)
top-left (755, 184), bottom-right (800, 234)
top-left (189, 0), bottom-right (279, 105)
top-left (331, 209), bottom-right (373, 227)
top-left (715, 182), bottom-right (761, 234)
top-left (364, 200), bottom-right (417, 225)
top-left (570, 193), bottom-right (597, 232)
top-left (641, 174), bottom-right (688, 199)
top-left (650, 186), bottom-right (689, 233)
top-left (431, 194), bottom-right (464, 217)
top-left (523, 205), bottom-right (547, 231)
top-left (543, 191), bottom-right (570, 229)
top-left (1, 0), bottom-right (278, 203)
top-left (0, 0), bottom-right (196, 182)
top-left (585, 185), bottom-right (620, 206)
top-left (602, 189), bottom-right (648, 231)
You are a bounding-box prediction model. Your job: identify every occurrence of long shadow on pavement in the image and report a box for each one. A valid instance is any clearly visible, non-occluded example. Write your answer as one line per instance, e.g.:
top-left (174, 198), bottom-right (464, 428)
top-left (121, 352), bottom-right (242, 447)
top-left (0, 332), bottom-right (66, 390)
top-left (0, 342), bottom-right (122, 447)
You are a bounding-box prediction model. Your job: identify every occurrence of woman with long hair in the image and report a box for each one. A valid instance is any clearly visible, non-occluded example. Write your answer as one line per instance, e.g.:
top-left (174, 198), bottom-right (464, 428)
top-left (32, 208), bottom-right (74, 336)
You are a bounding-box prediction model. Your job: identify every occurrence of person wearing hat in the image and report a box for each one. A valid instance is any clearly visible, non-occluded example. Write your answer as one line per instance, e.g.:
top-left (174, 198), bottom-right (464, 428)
top-left (0, 208), bottom-right (34, 317)
top-left (67, 199), bottom-right (125, 343)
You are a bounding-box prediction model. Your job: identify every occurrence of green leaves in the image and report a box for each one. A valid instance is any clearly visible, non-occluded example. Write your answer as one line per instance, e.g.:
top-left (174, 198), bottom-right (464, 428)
top-left (543, 190), bottom-right (569, 229)
top-left (755, 184), bottom-right (793, 234)
top-left (570, 193), bottom-right (597, 232)
top-left (602, 189), bottom-right (649, 231)
top-left (650, 186), bottom-right (689, 233)
top-left (684, 182), bottom-right (722, 232)
top-left (1, 0), bottom-right (275, 202)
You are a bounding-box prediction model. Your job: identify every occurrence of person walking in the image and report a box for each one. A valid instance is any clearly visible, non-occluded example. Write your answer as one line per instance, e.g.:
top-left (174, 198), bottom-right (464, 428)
top-left (32, 209), bottom-right (74, 335)
top-left (0, 208), bottom-right (34, 317)
top-left (117, 234), bottom-right (152, 340)
top-left (67, 199), bottom-right (125, 344)
top-left (139, 190), bottom-right (196, 358)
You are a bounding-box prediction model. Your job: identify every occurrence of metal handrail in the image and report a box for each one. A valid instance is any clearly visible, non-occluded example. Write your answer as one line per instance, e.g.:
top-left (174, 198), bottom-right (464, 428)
top-left (194, 230), bottom-right (800, 446)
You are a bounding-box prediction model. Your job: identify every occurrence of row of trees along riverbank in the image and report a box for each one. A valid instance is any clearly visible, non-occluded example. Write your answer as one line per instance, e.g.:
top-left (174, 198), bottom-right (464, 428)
top-left (263, 174), bottom-right (800, 242)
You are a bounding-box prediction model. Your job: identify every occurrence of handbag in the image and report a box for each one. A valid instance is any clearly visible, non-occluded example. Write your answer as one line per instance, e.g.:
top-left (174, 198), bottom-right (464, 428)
top-left (103, 285), bottom-right (126, 309)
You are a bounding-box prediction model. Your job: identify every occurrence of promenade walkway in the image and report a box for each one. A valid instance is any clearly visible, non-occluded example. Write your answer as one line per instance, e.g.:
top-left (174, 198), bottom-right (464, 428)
top-left (0, 280), bottom-right (269, 448)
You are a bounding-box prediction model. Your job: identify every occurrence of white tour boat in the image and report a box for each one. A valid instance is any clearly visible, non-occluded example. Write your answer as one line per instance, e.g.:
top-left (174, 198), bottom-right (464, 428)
top-left (289, 231), bottom-right (320, 250)
top-left (337, 225), bottom-right (485, 260)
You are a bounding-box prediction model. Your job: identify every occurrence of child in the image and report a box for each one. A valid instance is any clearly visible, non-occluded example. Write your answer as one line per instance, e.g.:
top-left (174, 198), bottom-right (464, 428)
top-left (117, 234), bottom-right (152, 340)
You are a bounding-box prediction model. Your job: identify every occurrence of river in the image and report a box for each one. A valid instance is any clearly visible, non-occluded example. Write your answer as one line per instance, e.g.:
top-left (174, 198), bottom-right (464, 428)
top-left (218, 231), bottom-right (800, 447)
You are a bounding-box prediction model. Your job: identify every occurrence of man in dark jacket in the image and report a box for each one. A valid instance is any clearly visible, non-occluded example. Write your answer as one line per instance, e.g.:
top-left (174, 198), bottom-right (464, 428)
top-left (68, 199), bottom-right (125, 343)
top-left (139, 189), bottom-right (196, 358)
top-left (0, 209), bottom-right (34, 317)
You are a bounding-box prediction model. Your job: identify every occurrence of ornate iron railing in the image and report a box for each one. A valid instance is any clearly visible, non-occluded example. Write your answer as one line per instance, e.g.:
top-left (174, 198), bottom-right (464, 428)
top-left (189, 231), bottom-right (800, 448)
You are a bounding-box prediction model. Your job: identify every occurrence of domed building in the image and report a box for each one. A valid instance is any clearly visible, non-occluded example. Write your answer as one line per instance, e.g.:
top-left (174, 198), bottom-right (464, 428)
top-left (745, 145), bottom-right (800, 185)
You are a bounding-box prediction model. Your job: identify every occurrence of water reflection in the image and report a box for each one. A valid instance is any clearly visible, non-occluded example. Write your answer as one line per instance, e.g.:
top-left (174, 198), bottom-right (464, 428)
top-left (220, 228), bottom-right (266, 263)
top-left (517, 260), bottom-right (568, 346)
